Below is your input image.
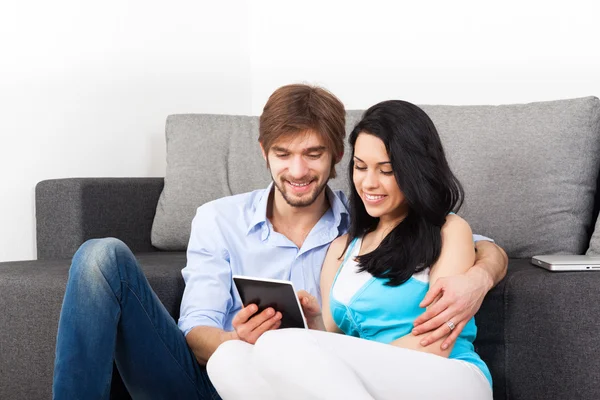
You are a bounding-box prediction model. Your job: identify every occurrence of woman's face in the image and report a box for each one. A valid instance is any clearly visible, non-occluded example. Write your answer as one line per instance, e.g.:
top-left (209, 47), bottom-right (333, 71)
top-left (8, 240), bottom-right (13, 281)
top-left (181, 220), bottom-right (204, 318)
top-left (352, 133), bottom-right (407, 223)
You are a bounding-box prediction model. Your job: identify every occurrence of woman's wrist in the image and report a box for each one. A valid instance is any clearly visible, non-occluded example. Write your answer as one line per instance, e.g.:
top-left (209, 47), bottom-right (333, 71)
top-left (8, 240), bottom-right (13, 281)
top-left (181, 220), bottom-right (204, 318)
top-left (306, 315), bottom-right (326, 331)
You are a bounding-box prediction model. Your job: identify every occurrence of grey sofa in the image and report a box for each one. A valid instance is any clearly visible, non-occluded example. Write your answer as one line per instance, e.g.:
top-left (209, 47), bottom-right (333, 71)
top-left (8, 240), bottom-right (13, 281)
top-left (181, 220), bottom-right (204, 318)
top-left (2, 97), bottom-right (600, 400)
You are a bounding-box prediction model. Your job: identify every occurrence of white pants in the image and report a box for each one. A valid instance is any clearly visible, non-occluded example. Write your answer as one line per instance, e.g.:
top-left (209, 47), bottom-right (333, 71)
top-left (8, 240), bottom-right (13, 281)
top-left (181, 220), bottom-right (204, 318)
top-left (207, 328), bottom-right (492, 400)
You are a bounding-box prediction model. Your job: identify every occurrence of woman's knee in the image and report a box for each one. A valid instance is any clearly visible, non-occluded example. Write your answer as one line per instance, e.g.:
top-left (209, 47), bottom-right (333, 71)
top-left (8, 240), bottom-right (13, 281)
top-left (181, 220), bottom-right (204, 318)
top-left (207, 340), bottom-right (252, 393)
top-left (255, 329), bottom-right (311, 353)
top-left (208, 340), bottom-right (244, 375)
top-left (253, 329), bottom-right (315, 375)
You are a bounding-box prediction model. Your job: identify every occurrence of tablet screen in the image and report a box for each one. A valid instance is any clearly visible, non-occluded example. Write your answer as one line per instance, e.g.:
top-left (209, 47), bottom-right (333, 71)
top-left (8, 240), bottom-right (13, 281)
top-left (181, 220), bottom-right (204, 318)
top-left (233, 276), bottom-right (307, 329)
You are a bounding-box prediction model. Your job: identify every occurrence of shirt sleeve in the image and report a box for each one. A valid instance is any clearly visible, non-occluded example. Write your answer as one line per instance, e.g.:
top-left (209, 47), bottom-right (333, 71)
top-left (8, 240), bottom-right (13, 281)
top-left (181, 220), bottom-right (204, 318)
top-left (473, 234), bottom-right (494, 243)
top-left (178, 204), bottom-right (234, 336)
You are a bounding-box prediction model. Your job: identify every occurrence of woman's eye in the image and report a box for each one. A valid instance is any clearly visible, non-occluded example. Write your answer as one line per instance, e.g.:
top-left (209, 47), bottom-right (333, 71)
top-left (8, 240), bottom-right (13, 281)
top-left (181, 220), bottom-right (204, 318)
top-left (354, 165), bottom-right (367, 171)
top-left (381, 170), bottom-right (394, 175)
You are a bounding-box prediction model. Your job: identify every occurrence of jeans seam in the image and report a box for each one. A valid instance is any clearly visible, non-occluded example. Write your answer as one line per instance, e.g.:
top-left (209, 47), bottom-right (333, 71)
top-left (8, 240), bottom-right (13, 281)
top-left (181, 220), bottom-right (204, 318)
top-left (91, 253), bottom-right (125, 399)
top-left (121, 280), bottom-right (208, 398)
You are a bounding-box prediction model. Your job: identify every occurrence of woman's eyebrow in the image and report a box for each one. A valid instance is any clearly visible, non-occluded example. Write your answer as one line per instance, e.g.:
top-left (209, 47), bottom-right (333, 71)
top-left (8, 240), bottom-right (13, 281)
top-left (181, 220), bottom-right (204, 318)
top-left (353, 155), bottom-right (391, 165)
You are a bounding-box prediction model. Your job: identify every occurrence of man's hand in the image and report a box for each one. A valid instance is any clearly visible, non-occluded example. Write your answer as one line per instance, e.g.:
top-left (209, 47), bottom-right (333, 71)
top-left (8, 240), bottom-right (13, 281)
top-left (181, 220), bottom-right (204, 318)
top-left (411, 267), bottom-right (491, 350)
top-left (232, 304), bottom-right (282, 344)
top-left (297, 290), bottom-right (326, 331)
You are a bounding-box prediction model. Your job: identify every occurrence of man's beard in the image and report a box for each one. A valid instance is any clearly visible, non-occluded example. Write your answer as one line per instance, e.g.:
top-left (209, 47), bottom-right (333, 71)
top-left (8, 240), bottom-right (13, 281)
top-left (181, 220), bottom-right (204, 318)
top-left (273, 176), bottom-right (328, 208)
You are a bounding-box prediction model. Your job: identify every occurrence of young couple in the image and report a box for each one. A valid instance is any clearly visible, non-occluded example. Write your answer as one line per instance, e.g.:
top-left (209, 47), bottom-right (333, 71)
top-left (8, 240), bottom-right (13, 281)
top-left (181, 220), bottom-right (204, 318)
top-left (53, 84), bottom-right (507, 399)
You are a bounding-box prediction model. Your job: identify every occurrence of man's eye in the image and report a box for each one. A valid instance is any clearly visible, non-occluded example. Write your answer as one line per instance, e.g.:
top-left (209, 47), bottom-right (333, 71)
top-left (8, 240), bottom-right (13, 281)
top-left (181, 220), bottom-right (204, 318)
top-left (307, 153), bottom-right (322, 160)
top-left (275, 153), bottom-right (289, 158)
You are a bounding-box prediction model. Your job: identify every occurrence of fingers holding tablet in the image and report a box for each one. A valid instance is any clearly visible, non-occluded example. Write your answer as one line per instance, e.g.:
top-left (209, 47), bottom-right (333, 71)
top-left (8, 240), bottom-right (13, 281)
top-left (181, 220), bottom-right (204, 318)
top-left (297, 290), bottom-right (321, 318)
top-left (232, 304), bottom-right (282, 344)
top-left (232, 275), bottom-right (309, 330)
top-left (297, 290), bottom-right (326, 331)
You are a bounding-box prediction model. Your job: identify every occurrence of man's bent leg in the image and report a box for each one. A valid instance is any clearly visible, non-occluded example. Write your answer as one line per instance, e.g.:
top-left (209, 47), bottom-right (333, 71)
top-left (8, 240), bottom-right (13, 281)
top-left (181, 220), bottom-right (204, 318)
top-left (53, 238), bottom-right (218, 400)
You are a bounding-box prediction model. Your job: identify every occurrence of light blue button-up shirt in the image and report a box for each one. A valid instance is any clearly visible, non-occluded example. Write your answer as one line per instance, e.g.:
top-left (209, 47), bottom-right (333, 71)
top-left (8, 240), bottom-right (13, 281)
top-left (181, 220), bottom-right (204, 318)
top-left (178, 183), bottom-right (493, 336)
top-left (178, 183), bottom-right (350, 335)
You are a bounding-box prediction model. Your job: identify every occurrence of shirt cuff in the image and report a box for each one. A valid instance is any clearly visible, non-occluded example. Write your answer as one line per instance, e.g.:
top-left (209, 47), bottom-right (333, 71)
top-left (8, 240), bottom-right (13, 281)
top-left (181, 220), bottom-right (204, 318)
top-left (178, 313), bottom-right (225, 336)
top-left (473, 234), bottom-right (494, 243)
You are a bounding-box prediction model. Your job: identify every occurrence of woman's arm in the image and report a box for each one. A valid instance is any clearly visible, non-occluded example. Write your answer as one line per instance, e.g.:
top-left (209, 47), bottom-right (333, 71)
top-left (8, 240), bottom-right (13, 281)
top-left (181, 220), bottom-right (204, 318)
top-left (390, 214), bottom-right (475, 357)
top-left (320, 235), bottom-right (347, 333)
top-left (298, 235), bottom-right (347, 333)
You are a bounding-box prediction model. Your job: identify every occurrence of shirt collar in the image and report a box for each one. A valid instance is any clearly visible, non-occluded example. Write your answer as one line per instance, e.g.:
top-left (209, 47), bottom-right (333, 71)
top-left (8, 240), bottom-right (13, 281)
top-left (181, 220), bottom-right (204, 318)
top-left (246, 182), bottom-right (273, 235)
top-left (325, 185), bottom-right (350, 232)
top-left (246, 183), bottom-right (350, 236)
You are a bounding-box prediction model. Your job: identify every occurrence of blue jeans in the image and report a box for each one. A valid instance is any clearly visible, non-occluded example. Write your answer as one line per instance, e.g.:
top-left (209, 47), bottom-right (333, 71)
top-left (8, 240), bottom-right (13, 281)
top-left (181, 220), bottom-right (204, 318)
top-left (53, 238), bottom-right (220, 399)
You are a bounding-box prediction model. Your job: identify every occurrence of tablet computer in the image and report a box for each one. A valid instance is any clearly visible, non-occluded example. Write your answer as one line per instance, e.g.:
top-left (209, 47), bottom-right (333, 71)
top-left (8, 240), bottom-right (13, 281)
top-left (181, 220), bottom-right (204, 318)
top-left (232, 275), bottom-right (308, 329)
top-left (531, 255), bottom-right (600, 272)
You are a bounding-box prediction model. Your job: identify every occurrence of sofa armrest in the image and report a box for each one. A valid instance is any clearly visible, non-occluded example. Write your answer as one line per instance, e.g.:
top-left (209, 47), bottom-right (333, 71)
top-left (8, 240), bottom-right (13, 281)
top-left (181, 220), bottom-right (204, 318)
top-left (0, 253), bottom-right (184, 399)
top-left (475, 259), bottom-right (600, 400)
top-left (36, 178), bottom-right (164, 260)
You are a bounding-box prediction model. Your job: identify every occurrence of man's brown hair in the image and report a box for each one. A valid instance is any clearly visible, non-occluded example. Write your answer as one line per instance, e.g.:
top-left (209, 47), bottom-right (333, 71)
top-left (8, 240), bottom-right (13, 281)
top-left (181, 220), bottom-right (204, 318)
top-left (259, 84), bottom-right (346, 178)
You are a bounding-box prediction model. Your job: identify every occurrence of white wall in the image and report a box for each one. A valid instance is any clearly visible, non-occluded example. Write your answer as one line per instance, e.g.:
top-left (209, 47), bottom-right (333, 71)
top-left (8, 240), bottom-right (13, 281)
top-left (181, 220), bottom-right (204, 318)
top-left (249, 0), bottom-right (600, 113)
top-left (0, 0), bottom-right (251, 261)
top-left (1, 0), bottom-right (599, 261)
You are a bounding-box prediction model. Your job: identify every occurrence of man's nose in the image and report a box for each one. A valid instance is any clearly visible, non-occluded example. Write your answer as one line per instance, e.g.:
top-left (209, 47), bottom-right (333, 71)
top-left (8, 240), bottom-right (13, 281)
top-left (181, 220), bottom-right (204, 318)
top-left (288, 156), bottom-right (309, 179)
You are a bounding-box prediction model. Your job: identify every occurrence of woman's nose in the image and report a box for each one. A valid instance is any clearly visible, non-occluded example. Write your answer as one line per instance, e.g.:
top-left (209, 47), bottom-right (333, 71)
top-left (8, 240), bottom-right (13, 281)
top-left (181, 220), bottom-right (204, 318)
top-left (362, 170), bottom-right (379, 189)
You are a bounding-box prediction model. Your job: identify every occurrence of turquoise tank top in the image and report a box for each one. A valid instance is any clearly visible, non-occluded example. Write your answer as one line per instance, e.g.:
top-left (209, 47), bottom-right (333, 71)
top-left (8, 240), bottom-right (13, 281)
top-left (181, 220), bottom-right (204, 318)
top-left (329, 237), bottom-right (493, 388)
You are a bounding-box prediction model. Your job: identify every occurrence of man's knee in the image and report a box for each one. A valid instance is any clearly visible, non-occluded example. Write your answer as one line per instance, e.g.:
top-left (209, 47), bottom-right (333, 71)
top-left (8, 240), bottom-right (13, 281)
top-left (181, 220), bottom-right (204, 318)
top-left (70, 237), bottom-right (132, 281)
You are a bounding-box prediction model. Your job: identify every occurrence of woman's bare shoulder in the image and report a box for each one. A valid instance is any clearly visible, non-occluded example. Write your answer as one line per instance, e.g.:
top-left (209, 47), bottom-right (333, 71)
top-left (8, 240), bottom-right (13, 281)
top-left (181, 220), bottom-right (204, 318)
top-left (443, 214), bottom-right (472, 235)
top-left (328, 234), bottom-right (349, 258)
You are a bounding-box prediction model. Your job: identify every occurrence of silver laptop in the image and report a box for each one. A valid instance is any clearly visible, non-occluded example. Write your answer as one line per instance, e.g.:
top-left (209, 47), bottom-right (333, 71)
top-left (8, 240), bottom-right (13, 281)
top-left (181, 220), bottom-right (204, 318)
top-left (531, 255), bottom-right (600, 272)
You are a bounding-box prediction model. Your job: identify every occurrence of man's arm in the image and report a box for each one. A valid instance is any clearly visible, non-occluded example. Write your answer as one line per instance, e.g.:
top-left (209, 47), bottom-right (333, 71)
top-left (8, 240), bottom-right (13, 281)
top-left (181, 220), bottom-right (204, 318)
top-left (180, 205), bottom-right (282, 365)
top-left (178, 205), bottom-right (235, 363)
top-left (186, 305), bottom-right (282, 366)
top-left (186, 326), bottom-right (237, 366)
top-left (411, 239), bottom-right (508, 349)
top-left (470, 240), bottom-right (508, 292)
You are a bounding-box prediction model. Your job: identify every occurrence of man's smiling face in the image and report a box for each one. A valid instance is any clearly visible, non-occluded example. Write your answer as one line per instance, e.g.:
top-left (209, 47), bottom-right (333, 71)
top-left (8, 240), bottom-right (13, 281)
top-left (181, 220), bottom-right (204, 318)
top-left (263, 130), bottom-right (333, 208)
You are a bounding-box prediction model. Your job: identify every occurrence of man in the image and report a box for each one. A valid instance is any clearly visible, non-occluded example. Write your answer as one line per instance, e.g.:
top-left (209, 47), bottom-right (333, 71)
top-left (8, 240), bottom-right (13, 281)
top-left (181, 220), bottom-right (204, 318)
top-left (53, 84), bottom-right (507, 399)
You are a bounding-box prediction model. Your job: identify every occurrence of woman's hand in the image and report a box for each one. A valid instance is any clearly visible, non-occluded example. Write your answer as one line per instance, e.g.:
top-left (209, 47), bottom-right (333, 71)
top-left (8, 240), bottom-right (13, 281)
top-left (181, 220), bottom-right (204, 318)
top-left (297, 290), bottom-right (326, 331)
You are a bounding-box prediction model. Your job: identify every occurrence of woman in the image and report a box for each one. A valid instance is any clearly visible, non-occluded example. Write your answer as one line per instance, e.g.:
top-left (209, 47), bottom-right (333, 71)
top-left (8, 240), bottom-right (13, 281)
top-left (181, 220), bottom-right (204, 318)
top-left (207, 100), bottom-right (493, 399)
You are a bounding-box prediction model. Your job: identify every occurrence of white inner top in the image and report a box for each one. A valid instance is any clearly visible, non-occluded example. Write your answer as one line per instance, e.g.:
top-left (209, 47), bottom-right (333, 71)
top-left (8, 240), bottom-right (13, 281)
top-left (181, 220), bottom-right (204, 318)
top-left (332, 237), bottom-right (430, 305)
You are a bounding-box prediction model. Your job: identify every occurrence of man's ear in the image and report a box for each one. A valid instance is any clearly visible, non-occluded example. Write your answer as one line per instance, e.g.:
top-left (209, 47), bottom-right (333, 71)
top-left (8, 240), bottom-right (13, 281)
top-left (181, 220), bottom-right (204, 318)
top-left (336, 150), bottom-right (344, 163)
top-left (259, 142), bottom-right (267, 161)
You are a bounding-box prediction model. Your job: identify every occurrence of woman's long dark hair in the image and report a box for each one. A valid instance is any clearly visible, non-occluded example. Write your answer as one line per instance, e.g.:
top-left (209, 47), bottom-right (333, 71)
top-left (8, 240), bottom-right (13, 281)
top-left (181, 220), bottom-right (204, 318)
top-left (344, 100), bottom-right (464, 286)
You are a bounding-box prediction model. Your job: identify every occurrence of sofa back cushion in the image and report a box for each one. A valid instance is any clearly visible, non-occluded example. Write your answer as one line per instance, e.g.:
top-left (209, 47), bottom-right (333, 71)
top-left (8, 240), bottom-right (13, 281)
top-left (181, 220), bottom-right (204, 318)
top-left (151, 115), bottom-right (267, 249)
top-left (589, 222), bottom-right (600, 255)
top-left (152, 97), bottom-right (600, 258)
top-left (588, 174), bottom-right (600, 255)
